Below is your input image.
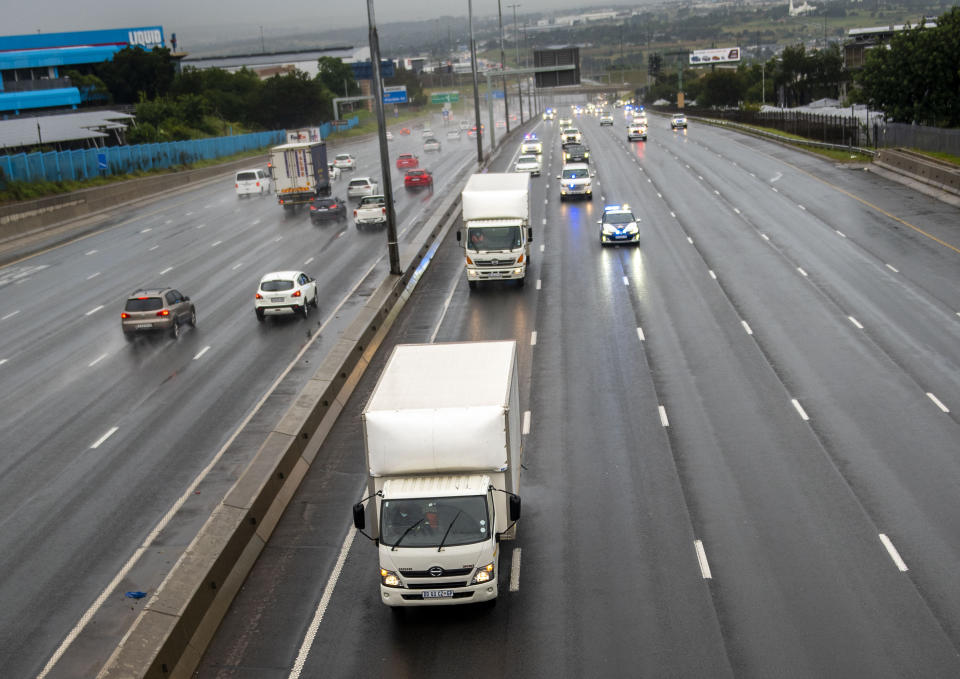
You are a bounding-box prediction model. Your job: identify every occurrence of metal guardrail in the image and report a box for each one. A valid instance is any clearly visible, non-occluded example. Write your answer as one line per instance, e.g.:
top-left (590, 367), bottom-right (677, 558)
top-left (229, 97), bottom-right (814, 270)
top-left (692, 115), bottom-right (877, 157)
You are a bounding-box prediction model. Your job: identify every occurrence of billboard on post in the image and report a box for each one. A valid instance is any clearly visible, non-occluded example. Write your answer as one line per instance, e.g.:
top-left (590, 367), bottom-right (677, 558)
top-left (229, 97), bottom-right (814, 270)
top-left (534, 48), bottom-right (581, 87)
top-left (689, 47), bottom-right (741, 65)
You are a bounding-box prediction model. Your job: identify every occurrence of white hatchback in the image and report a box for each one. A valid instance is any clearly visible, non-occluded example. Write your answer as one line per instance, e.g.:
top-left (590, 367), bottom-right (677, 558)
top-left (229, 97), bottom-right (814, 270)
top-left (347, 177), bottom-right (379, 199)
top-left (255, 271), bottom-right (318, 321)
top-left (515, 154), bottom-right (542, 176)
top-left (235, 169), bottom-right (270, 197)
top-left (333, 153), bottom-right (356, 170)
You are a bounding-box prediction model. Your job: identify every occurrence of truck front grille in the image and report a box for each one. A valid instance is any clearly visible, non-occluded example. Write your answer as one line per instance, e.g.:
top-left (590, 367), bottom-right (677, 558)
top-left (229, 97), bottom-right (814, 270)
top-left (403, 567), bottom-right (472, 578)
top-left (405, 581), bottom-right (469, 589)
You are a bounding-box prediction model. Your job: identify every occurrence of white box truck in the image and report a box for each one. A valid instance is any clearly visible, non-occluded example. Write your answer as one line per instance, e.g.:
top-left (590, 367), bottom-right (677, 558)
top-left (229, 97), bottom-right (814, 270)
top-left (352, 341), bottom-right (523, 608)
top-left (457, 173), bottom-right (533, 290)
top-left (269, 141), bottom-right (331, 211)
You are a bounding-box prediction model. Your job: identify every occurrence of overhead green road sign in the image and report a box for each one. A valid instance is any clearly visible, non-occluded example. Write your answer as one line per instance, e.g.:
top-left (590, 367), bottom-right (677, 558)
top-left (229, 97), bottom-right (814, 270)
top-left (431, 91), bottom-right (460, 104)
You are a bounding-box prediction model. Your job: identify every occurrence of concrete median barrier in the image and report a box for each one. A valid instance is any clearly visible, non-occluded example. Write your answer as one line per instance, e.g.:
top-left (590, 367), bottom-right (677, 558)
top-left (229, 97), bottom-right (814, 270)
top-left (872, 148), bottom-right (960, 196)
top-left (96, 157), bottom-right (473, 679)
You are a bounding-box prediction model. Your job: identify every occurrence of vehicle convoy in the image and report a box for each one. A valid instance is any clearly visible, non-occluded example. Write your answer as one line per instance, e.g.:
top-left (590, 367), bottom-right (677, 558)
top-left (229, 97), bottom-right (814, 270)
top-left (558, 163), bottom-right (594, 201)
top-left (456, 173), bottom-right (533, 290)
top-left (520, 134), bottom-right (542, 155)
top-left (352, 340), bottom-right (523, 608)
top-left (514, 154), bottom-right (542, 176)
top-left (269, 141), bottom-right (331, 210)
top-left (598, 203), bottom-right (641, 245)
top-left (671, 114), bottom-right (688, 129)
top-left (309, 196), bottom-right (346, 223)
top-left (560, 127), bottom-right (582, 145)
top-left (627, 123), bottom-right (648, 142)
top-left (563, 143), bottom-right (590, 164)
top-left (354, 194), bottom-right (387, 229)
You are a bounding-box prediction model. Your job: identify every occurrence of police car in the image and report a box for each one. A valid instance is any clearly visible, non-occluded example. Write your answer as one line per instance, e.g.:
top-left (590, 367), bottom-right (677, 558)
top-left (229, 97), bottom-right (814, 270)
top-left (520, 133), bottom-right (543, 155)
top-left (597, 204), bottom-right (640, 245)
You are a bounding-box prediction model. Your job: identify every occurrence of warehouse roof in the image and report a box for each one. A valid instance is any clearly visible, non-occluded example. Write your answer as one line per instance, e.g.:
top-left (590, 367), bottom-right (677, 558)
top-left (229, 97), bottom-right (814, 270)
top-left (0, 110), bottom-right (133, 152)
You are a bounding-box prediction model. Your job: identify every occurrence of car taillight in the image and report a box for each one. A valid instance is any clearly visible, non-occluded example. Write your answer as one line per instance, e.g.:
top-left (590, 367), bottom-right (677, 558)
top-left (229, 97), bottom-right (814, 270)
top-left (121, 312), bottom-right (129, 319)
top-left (255, 293), bottom-right (263, 300)
top-left (330, 203), bottom-right (337, 208)
top-left (235, 183), bottom-right (239, 188)
top-left (292, 290), bottom-right (301, 297)
top-left (256, 181), bottom-right (260, 187)
top-left (156, 309), bottom-right (170, 317)
top-left (381, 207), bottom-right (386, 214)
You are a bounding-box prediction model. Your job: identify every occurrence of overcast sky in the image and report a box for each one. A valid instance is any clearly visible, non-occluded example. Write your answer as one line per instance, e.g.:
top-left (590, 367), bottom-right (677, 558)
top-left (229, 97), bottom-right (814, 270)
top-left (6, 0), bottom-right (628, 40)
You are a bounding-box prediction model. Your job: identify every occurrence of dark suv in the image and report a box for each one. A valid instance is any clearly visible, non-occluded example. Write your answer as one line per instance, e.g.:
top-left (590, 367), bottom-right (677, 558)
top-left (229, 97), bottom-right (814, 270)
top-left (121, 288), bottom-right (196, 340)
top-left (309, 196), bottom-right (347, 222)
top-left (563, 143), bottom-right (590, 164)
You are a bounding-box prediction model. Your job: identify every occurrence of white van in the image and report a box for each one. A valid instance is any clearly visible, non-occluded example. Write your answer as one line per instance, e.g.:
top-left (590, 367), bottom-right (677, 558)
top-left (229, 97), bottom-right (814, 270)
top-left (235, 169), bottom-right (271, 197)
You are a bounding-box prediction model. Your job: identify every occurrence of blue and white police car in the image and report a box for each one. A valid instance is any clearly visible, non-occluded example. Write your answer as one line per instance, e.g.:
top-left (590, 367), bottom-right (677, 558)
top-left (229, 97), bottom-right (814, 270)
top-left (598, 204), bottom-right (640, 245)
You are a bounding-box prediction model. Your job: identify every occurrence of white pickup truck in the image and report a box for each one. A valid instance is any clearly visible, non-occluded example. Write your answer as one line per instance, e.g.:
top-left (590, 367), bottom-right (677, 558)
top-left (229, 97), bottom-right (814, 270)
top-left (354, 194), bottom-right (387, 230)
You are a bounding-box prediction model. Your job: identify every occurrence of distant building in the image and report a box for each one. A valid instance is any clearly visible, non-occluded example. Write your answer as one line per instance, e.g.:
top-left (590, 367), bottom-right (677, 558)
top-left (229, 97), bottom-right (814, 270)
top-left (0, 27), bottom-right (167, 116)
top-left (844, 18), bottom-right (937, 69)
top-left (788, 0), bottom-right (817, 17)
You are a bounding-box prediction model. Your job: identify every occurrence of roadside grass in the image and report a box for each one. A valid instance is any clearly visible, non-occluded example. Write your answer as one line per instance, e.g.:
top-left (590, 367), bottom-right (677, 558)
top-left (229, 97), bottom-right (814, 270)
top-left (915, 150), bottom-right (960, 167)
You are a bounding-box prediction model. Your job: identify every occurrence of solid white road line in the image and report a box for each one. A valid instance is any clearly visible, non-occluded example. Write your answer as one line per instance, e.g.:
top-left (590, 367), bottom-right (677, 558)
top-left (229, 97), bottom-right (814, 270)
top-left (90, 426), bottom-right (118, 449)
top-left (84, 305), bottom-right (103, 316)
top-left (530, 331), bottom-right (538, 346)
top-left (708, 270), bottom-right (717, 280)
top-left (926, 393), bottom-right (950, 413)
top-left (886, 263), bottom-right (899, 273)
top-left (797, 267), bottom-right (808, 277)
top-left (792, 399), bottom-right (810, 421)
top-left (741, 320), bottom-right (753, 335)
top-left (159, 267), bottom-right (173, 275)
top-left (86, 272), bottom-right (101, 280)
top-left (522, 410), bottom-right (531, 436)
top-left (288, 527), bottom-right (357, 679)
top-left (658, 405), bottom-right (669, 427)
top-left (39, 272), bottom-right (365, 678)
top-left (848, 316), bottom-right (864, 329)
top-left (88, 353), bottom-right (107, 368)
top-left (694, 540), bottom-right (712, 579)
top-left (637, 327), bottom-right (645, 341)
top-left (879, 533), bottom-right (909, 572)
top-left (2, 310), bottom-right (20, 321)
top-left (509, 548), bottom-right (522, 592)
top-left (193, 346), bottom-right (211, 360)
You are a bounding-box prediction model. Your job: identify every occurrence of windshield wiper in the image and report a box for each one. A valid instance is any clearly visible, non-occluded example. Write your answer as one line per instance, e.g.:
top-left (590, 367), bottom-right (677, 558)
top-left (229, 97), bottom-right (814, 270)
top-left (437, 511), bottom-right (463, 552)
top-left (391, 518), bottom-right (424, 551)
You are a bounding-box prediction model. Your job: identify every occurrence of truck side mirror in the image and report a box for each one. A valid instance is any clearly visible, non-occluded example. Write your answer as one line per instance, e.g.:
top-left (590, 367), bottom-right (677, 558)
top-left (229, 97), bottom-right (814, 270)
top-left (509, 495), bottom-right (521, 522)
top-left (527, 227), bottom-right (533, 242)
top-left (456, 231), bottom-right (462, 242)
top-left (352, 502), bottom-right (366, 530)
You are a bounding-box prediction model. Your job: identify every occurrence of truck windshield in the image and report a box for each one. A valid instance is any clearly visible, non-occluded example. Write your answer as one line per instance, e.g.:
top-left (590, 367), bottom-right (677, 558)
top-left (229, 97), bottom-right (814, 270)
top-left (381, 496), bottom-right (489, 549)
top-left (467, 226), bottom-right (522, 252)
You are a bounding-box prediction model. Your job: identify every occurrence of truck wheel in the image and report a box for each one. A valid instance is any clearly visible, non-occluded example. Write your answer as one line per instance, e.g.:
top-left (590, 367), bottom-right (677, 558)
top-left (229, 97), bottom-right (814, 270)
top-left (517, 276), bottom-right (525, 288)
top-left (468, 280), bottom-right (478, 291)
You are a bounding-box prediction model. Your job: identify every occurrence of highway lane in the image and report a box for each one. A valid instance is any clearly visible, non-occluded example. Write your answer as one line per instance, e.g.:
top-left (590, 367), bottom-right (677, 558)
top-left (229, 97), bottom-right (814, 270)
top-left (199, 106), bottom-right (960, 678)
top-left (0, 110), bottom-right (511, 678)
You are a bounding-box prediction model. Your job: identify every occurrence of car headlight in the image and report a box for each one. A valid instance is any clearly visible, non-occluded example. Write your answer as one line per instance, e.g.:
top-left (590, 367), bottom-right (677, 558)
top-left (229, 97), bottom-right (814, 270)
top-left (626, 222), bottom-right (639, 234)
top-left (471, 562), bottom-right (495, 584)
top-left (381, 568), bottom-right (403, 588)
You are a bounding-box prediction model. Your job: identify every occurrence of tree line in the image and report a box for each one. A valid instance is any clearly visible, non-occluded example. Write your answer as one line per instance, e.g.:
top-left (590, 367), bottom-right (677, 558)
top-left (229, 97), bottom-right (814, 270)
top-left (645, 6), bottom-right (958, 127)
top-left (68, 48), bottom-right (426, 143)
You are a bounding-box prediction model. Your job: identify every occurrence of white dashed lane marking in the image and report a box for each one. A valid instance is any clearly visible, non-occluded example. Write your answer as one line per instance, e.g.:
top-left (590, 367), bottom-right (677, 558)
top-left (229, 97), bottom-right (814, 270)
top-left (193, 346), bottom-right (211, 360)
top-left (2, 310), bottom-right (20, 321)
top-left (792, 399), bottom-right (810, 421)
top-left (879, 534), bottom-right (909, 572)
top-left (926, 393), bottom-right (949, 413)
top-left (84, 305), bottom-right (104, 316)
top-left (90, 426), bottom-right (118, 449)
top-left (694, 540), bottom-right (712, 579)
top-left (159, 267), bottom-right (173, 275)
top-left (88, 353), bottom-right (108, 368)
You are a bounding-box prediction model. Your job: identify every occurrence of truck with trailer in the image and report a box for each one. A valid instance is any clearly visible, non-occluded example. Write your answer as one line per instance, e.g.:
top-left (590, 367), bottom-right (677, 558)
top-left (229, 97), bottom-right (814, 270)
top-left (456, 173), bottom-right (533, 290)
top-left (352, 341), bottom-right (523, 608)
top-left (269, 141), bottom-right (331, 211)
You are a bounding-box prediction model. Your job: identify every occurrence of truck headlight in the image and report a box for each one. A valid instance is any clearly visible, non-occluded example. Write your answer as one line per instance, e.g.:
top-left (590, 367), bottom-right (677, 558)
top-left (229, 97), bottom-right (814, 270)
top-left (471, 562), bottom-right (495, 584)
top-left (381, 568), bottom-right (403, 588)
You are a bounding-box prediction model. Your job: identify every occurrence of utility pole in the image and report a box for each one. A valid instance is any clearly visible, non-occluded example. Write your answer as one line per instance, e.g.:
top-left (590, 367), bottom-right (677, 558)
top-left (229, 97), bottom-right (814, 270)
top-left (498, 0), bottom-right (511, 134)
top-left (469, 0), bottom-right (483, 164)
top-left (260, 26), bottom-right (265, 53)
top-left (509, 3), bottom-right (521, 125)
top-left (365, 0), bottom-right (401, 275)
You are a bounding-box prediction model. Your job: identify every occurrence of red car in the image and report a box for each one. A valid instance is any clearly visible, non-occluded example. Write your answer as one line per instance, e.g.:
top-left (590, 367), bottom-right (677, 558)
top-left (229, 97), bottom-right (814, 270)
top-left (399, 127), bottom-right (411, 135)
top-left (404, 169), bottom-right (433, 188)
top-left (396, 153), bottom-right (419, 169)
top-left (467, 124), bottom-right (485, 138)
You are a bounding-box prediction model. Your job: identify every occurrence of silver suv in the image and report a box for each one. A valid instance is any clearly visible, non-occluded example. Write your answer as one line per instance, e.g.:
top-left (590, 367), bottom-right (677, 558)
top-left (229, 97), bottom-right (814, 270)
top-left (121, 287), bottom-right (196, 340)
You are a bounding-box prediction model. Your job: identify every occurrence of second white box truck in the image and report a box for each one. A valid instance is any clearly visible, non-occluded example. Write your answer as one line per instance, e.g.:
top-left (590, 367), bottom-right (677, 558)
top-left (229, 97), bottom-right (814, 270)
top-left (352, 341), bottom-right (523, 608)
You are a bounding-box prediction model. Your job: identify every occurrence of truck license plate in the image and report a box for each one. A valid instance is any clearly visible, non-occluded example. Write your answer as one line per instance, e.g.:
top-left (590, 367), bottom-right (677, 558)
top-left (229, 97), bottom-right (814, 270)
top-left (422, 590), bottom-right (454, 599)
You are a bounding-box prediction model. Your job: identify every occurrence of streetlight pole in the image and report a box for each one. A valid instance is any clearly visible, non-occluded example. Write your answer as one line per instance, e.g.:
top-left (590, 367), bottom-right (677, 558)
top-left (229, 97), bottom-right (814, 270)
top-left (509, 3), bottom-right (522, 123)
top-left (468, 0), bottom-right (483, 165)
top-left (366, 0), bottom-right (401, 275)
top-left (498, 0), bottom-right (510, 135)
